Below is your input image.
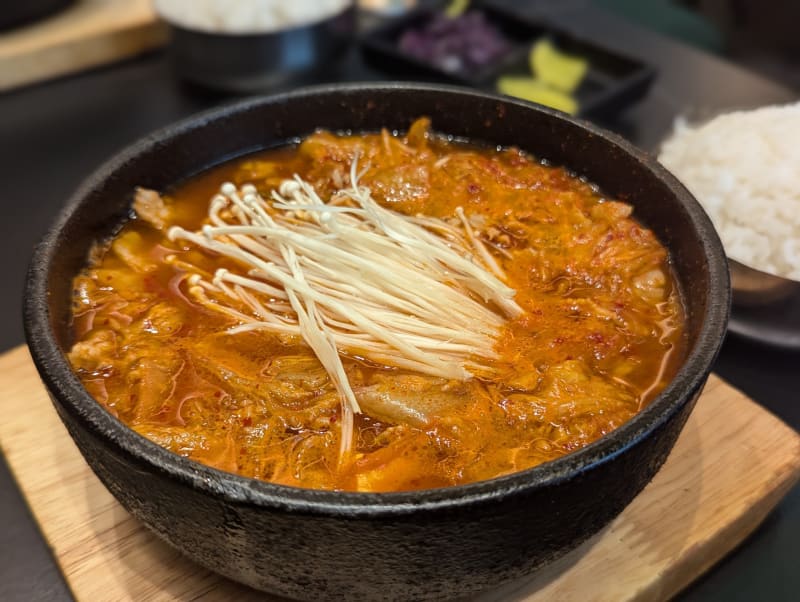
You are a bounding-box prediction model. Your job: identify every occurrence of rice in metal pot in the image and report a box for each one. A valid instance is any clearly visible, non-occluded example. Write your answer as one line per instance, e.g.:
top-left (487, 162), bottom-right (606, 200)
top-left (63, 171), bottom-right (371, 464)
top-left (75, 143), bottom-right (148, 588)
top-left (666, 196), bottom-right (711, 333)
top-left (154, 0), bottom-right (350, 34)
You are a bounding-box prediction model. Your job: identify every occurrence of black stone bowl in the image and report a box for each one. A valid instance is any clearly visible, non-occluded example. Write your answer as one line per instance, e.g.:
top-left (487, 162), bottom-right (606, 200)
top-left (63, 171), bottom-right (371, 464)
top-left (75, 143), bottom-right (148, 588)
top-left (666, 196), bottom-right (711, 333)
top-left (24, 83), bottom-right (729, 600)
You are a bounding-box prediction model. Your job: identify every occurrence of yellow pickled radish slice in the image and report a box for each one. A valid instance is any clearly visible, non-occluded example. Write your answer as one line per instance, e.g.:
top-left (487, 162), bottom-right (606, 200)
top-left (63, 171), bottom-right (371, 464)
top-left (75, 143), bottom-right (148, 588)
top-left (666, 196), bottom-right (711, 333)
top-left (496, 76), bottom-right (579, 115)
top-left (444, 0), bottom-right (470, 18)
top-left (530, 38), bottom-right (588, 93)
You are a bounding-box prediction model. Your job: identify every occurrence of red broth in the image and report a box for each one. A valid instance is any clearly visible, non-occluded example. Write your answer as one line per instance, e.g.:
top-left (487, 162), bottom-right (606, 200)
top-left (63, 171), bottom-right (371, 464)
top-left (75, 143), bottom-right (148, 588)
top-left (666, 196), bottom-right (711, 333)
top-left (68, 119), bottom-right (686, 492)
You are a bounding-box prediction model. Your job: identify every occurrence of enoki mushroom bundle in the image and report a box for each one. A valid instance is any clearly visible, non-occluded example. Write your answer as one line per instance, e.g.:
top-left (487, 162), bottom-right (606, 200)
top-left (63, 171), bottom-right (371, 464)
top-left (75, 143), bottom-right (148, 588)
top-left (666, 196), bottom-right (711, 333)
top-left (167, 160), bottom-right (522, 455)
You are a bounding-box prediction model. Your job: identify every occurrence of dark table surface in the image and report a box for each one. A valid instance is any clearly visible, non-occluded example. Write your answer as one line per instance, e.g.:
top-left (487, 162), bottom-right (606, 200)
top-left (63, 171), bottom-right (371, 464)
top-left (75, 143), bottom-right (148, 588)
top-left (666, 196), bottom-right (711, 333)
top-left (1, 1), bottom-right (798, 600)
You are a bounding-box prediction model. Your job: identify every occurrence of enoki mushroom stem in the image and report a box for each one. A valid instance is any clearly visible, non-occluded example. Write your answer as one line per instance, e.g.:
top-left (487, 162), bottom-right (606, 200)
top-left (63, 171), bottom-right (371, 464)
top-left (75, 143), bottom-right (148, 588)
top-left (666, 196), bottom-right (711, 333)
top-left (167, 157), bottom-right (522, 458)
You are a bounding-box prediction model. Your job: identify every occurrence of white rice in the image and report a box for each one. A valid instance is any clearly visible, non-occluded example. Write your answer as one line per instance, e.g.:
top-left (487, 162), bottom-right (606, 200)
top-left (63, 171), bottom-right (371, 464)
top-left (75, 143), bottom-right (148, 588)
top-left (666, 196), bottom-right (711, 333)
top-left (154, 0), bottom-right (350, 34)
top-left (658, 103), bottom-right (800, 281)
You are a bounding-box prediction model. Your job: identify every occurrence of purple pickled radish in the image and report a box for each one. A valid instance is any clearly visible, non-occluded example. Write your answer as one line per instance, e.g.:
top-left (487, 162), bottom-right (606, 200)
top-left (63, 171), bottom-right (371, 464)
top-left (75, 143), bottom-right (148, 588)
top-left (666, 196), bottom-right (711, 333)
top-left (396, 10), bottom-right (512, 74)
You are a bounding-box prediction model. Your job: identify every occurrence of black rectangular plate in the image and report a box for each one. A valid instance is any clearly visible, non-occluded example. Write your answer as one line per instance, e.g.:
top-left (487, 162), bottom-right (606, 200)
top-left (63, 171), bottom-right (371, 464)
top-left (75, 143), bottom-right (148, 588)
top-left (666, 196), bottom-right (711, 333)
top-left (359, 3), bottom-right (656, 119)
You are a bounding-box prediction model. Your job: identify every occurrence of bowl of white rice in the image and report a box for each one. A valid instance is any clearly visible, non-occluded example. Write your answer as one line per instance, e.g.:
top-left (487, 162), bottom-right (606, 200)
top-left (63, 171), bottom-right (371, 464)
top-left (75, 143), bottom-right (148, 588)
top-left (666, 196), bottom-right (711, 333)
top-left (154, 0), bottom-right (355, 91)
top-left (659, 103), bottom-right (800, 307)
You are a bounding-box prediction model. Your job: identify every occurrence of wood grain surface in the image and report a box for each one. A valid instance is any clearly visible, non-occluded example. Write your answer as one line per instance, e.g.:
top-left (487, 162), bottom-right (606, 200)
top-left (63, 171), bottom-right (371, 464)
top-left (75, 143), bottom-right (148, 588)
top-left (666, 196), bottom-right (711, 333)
top-left (0, 0), bottom-right (166, 92)
top-left (0, 345), bottom-right (798, 601)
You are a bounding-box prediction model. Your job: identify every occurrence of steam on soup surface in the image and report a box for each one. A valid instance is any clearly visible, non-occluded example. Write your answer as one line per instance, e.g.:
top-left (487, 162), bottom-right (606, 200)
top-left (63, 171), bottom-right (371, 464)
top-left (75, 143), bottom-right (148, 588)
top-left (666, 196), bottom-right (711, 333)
top-left (68, 118), bottom-right (686, 492)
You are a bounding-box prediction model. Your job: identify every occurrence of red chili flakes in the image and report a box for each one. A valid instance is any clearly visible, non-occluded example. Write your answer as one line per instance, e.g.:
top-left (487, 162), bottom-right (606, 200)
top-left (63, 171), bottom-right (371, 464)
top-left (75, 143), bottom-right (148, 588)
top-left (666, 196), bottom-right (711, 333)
top-left (143, 275), bottom-right (158, 293)
top-left (509, 154), bottom-right (527, 167)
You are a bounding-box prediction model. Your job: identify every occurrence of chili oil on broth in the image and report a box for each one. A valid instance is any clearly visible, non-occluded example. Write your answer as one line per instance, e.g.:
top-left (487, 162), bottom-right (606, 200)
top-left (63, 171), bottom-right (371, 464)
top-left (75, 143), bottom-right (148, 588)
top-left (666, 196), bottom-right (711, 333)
top-left (68, 118), bottom-right (687, 493)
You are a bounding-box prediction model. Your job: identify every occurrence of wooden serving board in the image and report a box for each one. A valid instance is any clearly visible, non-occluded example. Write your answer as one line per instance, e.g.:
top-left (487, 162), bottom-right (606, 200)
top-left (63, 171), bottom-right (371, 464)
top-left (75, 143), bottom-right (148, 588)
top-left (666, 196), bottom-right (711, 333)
top-left (0, 345), bottom-right (798, 601)
top-left (0, 0), bottom-right (166, 92)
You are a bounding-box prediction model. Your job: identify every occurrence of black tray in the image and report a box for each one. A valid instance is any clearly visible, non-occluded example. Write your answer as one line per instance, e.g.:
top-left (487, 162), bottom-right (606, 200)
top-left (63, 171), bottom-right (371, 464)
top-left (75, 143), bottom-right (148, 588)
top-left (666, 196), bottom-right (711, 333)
top-left (359, 3), bottom-right (656, 120)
